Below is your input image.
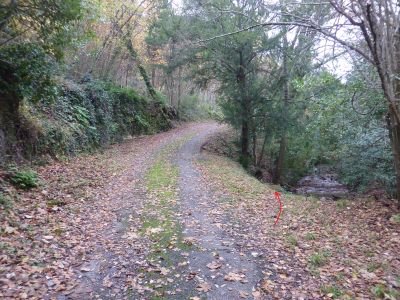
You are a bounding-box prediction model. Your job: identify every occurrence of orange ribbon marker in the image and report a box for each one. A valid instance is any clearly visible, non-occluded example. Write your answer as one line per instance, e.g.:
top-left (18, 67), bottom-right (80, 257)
top-left (274, 191), bottom-right (283, 225)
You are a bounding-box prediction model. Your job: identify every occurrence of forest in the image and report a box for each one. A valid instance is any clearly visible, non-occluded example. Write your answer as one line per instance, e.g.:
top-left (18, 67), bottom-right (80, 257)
top-left (0, 0), bottom-right (400, 299)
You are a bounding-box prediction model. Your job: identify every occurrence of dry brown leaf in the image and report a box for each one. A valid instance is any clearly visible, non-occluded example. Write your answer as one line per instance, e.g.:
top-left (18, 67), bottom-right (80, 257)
top-left (224, 272), bottom-right (243, 282)
top-left (252, 290), bottom-right (262, 299)
top-left (239, 290), bottom-right (249, 298)
top-left (160, 267), bottom-right (169, 275)
top-left (206, 261), bottom-right (222, 270)
top-left (187, 272), bottom-right (197, 280)
top-left (196, 282), bottom-right (212, 292)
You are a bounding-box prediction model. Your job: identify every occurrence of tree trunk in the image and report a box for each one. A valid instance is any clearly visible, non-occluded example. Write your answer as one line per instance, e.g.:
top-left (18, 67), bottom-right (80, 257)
top-left (273, 25), bottom-right (290, 184)
top-left (237, 51), bottom-right (250, 167)
top-left (273, 134), bottom-right (286, 184)
top-left (241, 116), bottom-right (250, 165)
top-left (252, 123), bottom-right (257, 165)
top-left (0, 58), bottom-right (21, 163)
top-left (151, 67), bottom-right (156, 87)
top-left (258, 131), bottom-right (268, 167)
top-left (389, 106), bottom-right (400, 208)
top-left (177, 67), bottom-right (182, 118)
top-left (124, 37), bottom-right (158, 101)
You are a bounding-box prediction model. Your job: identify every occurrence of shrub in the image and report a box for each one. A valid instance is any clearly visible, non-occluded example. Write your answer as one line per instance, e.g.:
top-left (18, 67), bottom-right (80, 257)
top-left (0, 43), bottom-right (58, 103)
top-left (10, 171), bottom-right (38, 190)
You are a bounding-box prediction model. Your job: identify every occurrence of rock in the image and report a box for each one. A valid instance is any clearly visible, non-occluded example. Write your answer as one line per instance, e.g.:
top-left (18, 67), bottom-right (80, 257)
top-left (295, 168), bottom-right (349, 199)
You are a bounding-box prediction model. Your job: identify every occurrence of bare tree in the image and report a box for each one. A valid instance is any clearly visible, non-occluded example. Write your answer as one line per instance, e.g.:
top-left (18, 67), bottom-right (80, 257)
top-left (324, 0), bottom-right (400, 206)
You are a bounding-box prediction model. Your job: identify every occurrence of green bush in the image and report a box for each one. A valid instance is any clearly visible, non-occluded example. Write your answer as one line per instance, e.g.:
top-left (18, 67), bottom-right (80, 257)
top-left (0, 43), bottom-right (58, 103)
top-left (10, 171), bottom-right (38, 190)
top-left (17, 79), bottom-right (175, 159)
top-left (1, 43), bottom-right (175, 162)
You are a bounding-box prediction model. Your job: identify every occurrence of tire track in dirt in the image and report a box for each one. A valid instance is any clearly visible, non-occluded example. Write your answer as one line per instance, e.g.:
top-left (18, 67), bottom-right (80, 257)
top-left (176, 124), bottom-right (263, 299)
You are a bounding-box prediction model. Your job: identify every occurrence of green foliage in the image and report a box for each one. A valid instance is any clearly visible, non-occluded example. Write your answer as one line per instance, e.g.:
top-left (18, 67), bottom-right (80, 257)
top-left (0, 43), bottom-right (58, 103)
top-left (320, 285), bottom-right (343, 298)
top-left (46, 199), bottom-right (67, 207)
top-left (0, 0), bottom-right (84, 59)
top-left (309, 250), bottom-right (331, 267)
top-left (372, 284), bottom-right (400, 299)
top-left (10, 171), bottom-right (38, 190)
top-left (16, 78), bottom-right (175, 158)
top-left (286, 234), bottom-right (298, 246)
top-left (389, 214), bottom-right (400, 224)
top-left (336, 199), bottom-right (349, 209)
top-left (179, 94), bottom-right (221, 121)
top-left (289, 69), bottom-right (394, 193)
top-left (305, 232), bottom-right (316, 240)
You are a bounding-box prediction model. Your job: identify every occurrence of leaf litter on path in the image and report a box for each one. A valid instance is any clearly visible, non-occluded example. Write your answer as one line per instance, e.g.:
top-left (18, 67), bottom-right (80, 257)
top-left (0, 123), bottom-right (217, 299)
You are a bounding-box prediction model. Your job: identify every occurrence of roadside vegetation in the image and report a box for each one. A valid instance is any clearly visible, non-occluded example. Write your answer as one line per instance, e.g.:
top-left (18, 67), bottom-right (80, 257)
top-left (197, 151), bottom-right (400, 299)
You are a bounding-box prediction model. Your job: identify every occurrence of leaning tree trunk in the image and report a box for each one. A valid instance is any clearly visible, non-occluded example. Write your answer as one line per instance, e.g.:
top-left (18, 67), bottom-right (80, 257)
top-left (124, 37), bottom-right (158, 101)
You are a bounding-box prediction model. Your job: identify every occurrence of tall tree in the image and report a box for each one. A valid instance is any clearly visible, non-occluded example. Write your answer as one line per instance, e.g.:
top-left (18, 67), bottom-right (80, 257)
top-left (326, 0), bottom-right (400, 205)
top-left (181, 0), bottom-right (273, 166)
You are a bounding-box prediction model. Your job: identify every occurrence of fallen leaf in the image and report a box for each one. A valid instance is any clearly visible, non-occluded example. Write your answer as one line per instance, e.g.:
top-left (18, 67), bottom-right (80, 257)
top-left (224, 272), bottom-right (243, 282)
top-left (160, 267), bottom-right (169, 275)
top-left (261, 279), bottom-right (274, 291)
top-left (184, 237), bottom-right (197, 245)
top-left (239, 290), bottom-right (249, 298)
top-left (196, 282), bottom-right (212, 292)
top-left (4, 226), bottom-right (16, 234)
top-left (206, 261), bottom-right (222, 270)
top-left (187, 272), bottom-right (197, 280)
top-left (103, 275), bottom-right (113, 288)
top-left (124, 232), bottom-right (139, 239)
top-left (252, 290), bottom-right (262, 299)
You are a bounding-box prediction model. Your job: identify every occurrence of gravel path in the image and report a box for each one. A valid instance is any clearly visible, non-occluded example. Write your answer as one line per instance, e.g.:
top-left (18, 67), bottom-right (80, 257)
top-left (176, 124), bottom-right (262, 299)
top-left (65, 123), bottom-right (221, 299)
top-left (54, 121), bottom-right (262, 299)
